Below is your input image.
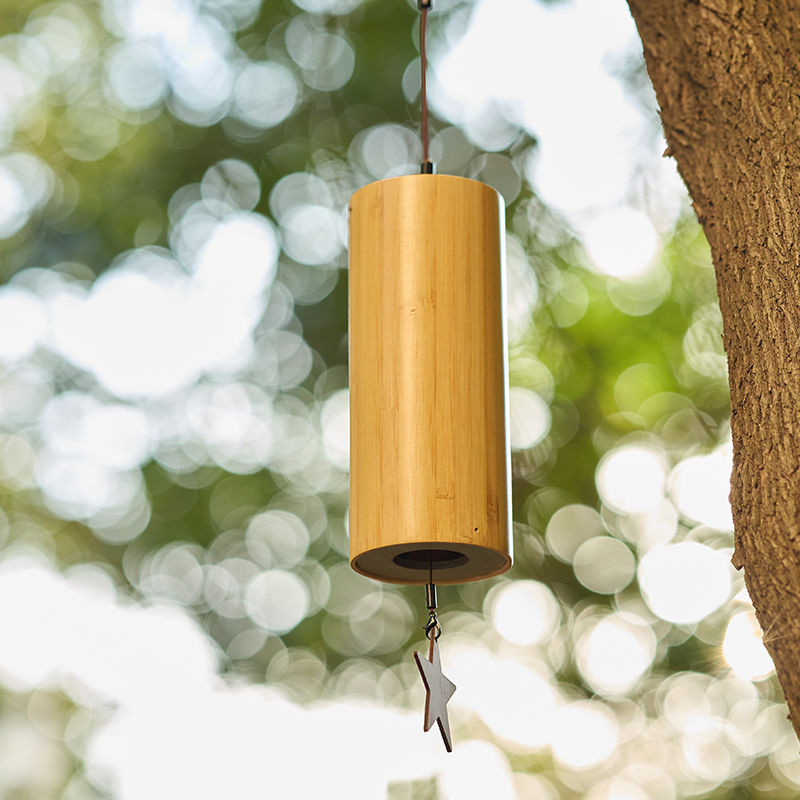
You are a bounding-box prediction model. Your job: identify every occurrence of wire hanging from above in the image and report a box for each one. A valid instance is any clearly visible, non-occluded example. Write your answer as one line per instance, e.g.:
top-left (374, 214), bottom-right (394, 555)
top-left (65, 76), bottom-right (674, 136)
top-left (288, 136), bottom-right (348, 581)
top-left (419, 0), bottom-right (433, 173)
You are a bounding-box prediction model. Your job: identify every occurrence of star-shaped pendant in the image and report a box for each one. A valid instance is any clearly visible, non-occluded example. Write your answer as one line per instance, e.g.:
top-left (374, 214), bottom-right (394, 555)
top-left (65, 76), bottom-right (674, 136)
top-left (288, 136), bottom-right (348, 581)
top-left (414, 635), bottom-right (457, 752)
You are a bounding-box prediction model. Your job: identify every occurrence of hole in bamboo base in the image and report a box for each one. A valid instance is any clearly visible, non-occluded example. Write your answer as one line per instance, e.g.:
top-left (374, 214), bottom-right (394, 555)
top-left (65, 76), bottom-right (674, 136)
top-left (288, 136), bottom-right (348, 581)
top-left (392, 548), bottom-right (469, 570)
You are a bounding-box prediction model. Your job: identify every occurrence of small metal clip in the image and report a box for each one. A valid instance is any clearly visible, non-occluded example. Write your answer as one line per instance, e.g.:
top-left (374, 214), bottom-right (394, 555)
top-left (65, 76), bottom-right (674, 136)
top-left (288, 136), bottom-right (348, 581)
top-left (424, 581), bottom-right (441, 638)
top-left (425, 611), bottom-right (442, 640)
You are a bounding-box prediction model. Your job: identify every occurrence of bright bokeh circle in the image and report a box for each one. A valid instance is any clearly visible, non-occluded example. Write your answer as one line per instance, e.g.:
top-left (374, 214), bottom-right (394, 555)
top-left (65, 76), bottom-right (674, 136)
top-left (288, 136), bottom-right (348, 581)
top-left (486, 580), bottom-right (560, 646)
top-left (723, 611), bottom-right (774, 681)
top-left (638, 542), bottom-right (731, 624)
top-left (576, 613), bottom-right (656, 695)
top-left (572, 536), bottom-right (635, 594)
top-left (596, 444), bottom-right (667, 515)
top-left (551, 701), bottom-right (619, 769)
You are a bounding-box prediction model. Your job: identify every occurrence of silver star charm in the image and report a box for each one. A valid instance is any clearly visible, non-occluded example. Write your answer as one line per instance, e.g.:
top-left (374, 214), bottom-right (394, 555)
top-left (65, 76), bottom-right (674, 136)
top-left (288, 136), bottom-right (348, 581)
top-left (414, 635), bottom-right (457, 752)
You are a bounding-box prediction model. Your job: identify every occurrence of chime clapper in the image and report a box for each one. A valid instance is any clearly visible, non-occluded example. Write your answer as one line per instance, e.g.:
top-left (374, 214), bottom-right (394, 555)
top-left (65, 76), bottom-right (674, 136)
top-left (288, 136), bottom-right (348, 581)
top-left (413, 579), bottom-right (457, 752)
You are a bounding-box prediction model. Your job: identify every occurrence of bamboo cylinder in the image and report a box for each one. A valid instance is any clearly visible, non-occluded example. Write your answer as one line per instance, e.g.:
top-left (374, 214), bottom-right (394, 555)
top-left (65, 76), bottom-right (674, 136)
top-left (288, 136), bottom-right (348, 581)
top-left (348, 174), bottom-right (512, 585)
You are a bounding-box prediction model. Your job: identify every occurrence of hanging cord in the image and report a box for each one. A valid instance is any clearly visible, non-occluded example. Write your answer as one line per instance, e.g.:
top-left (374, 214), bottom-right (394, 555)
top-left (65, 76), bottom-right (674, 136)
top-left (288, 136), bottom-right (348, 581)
top-left (419, 0), bottom-right (434, 174)
top-left (424, 560), bottom-right (441, 639)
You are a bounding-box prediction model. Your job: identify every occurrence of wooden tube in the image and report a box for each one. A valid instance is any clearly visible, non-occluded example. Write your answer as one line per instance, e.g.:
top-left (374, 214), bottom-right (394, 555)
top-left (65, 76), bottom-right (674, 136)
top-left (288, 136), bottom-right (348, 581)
top-left (348, 174), bottom-right (512, 585)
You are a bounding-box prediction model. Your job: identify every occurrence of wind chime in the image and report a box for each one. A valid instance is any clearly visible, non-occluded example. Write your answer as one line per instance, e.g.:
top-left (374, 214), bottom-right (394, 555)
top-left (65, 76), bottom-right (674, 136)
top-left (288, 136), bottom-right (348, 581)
top-left (348, 0), bottom-right (512, 752)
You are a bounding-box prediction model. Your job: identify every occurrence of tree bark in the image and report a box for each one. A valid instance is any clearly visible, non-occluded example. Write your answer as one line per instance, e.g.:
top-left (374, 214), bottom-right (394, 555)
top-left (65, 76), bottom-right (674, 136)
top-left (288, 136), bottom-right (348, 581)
top-left (626, 0), bottom-right (800, 734)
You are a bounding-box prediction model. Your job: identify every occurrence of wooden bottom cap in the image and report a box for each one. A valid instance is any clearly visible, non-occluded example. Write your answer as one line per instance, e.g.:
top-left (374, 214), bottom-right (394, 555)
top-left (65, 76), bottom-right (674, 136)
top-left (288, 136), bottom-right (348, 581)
top-left (351, 542), bottom-right (511, 585)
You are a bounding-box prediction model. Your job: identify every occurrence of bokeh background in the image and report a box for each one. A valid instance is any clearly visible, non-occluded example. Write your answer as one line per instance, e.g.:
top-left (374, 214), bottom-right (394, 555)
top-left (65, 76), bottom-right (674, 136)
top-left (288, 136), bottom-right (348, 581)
top-left (0, 0), bottom-right (794, 797)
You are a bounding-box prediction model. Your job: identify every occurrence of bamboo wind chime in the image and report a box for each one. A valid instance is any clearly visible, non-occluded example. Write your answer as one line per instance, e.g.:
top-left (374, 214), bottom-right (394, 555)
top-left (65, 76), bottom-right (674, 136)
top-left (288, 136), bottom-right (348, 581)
top-left (348, 0), bottom-right (512, 752)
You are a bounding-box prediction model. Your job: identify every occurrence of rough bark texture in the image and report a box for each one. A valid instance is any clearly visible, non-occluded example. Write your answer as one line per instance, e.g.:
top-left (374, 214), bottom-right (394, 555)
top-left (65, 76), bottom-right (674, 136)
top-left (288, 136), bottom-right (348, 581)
top-left (626, 0), bottom-right (800, 734)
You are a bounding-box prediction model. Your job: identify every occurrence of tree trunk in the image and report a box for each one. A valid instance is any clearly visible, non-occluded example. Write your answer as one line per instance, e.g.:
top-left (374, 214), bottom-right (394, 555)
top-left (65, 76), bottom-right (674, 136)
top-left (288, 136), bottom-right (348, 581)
top-left (626, 0), bottom-right (800, 734)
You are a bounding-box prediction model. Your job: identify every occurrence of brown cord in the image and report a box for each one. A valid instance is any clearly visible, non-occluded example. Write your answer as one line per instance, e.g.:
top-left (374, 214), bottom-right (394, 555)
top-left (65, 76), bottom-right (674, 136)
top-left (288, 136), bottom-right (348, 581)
top-left (420, 4), bottom-right (431, 170)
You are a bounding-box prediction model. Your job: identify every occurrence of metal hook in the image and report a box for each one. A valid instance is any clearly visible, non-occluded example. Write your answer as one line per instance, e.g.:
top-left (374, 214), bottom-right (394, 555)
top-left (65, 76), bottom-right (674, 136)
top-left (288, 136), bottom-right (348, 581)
top-left (425, 611), bottom-right (442, 640)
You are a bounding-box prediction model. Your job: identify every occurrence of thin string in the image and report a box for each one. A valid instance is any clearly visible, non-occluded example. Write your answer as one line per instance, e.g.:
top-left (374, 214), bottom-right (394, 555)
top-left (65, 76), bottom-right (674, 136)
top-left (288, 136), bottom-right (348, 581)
top-left (420, 1), bottom-right (431, 170)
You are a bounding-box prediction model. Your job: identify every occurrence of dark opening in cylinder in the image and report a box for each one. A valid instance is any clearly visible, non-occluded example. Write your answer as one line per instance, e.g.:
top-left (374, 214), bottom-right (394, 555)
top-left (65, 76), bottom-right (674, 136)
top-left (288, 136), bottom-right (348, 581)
top-left (392, 549), bottom-right (469, 570)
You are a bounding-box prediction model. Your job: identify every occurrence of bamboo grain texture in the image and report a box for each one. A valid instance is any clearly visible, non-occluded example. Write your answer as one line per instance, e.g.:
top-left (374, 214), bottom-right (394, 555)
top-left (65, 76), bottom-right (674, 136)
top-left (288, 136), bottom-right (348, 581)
top-left (348, 174), bottom-right (512, 584)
